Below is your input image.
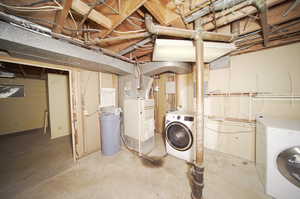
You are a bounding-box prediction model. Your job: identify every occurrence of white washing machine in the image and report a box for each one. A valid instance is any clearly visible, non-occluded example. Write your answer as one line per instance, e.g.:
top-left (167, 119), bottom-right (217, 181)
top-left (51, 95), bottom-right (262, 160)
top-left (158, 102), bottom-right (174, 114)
top-left (256, 117), bottom-right (300, 199)
top-left (165, 111), bottom-right (194, 162)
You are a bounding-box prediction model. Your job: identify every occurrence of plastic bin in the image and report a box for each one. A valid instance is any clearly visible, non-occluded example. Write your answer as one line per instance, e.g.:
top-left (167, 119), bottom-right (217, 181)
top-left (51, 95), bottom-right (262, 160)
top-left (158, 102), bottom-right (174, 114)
top-left (100, 112), bottom-right (121, 156)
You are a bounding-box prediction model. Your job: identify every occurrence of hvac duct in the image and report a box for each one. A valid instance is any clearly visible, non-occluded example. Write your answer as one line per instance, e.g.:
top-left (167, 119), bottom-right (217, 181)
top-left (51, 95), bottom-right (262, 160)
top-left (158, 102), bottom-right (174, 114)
top-left (0, 21), bottom-right (134, 75)
top-left (141, 61), bottom-right (192, 76)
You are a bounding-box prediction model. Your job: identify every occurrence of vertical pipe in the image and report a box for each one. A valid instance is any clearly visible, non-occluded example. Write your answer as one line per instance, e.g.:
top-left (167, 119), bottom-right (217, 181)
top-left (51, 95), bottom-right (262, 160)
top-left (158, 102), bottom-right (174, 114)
top-left (191, 20), bottom-right (205, 199)
top-left (194, 21), bottom-right (205, 165)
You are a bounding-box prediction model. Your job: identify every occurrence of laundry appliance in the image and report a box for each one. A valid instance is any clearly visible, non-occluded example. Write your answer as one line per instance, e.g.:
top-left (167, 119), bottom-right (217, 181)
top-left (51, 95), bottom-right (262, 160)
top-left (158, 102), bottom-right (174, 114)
top-left (165, 111), bottom-right (195, 162)
top-left (256, 117), bottom-right (300, 199)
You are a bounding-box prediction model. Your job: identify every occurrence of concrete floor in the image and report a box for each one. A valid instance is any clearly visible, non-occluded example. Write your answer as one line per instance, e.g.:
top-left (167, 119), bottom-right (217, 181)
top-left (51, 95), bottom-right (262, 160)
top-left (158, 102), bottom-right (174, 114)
top-left (0, 129), bottom-right (73, 199)
top-left (5, 134), bottom-right (271, 199)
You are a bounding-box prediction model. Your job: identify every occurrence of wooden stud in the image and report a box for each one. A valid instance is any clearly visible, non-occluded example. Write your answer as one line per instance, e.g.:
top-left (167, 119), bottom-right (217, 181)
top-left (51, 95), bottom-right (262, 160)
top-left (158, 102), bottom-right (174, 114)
top-left (53, 0), bottom-right (73, 33)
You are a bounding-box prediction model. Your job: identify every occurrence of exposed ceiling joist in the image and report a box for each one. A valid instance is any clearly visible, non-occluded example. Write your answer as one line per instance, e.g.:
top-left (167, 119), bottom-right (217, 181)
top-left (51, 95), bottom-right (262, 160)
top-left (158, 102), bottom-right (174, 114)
top-left (144, 0), bottom-right (186, 28)
top-left (95, 0), bottom-right (148, 38)
top-left (71, 0), bottom-right (112, 29)
top-left (53, 0), bottom-right (73, 33)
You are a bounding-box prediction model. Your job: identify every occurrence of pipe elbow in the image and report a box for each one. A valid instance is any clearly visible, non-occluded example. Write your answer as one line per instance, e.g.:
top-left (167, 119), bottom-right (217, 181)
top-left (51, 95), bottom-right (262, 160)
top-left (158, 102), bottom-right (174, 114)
top-left (145, 14), bottom-right (156, 35)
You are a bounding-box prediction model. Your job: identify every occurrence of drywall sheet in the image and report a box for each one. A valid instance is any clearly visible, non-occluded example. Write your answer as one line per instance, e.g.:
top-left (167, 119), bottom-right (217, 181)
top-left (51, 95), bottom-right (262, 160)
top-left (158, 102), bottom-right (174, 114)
top-left (0, 78), bottom-right (47, 135)
top-left (48, 74), bottom-right (71, 139)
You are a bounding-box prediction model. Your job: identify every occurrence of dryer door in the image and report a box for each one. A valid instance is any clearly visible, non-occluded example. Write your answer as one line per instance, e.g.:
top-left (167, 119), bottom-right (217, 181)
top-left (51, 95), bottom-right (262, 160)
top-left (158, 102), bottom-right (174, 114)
top-left (166, 122), bottom-right (193, 151)
top-left (276, 146), bottom-right (300, 188)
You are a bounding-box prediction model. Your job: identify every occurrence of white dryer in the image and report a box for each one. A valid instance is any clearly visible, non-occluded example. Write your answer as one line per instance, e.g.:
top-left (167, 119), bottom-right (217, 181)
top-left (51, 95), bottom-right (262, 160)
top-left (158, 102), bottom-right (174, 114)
top-left (256, 117), bottom-right (300, 199)
top-left (165, 111), bottom-right (194, 162)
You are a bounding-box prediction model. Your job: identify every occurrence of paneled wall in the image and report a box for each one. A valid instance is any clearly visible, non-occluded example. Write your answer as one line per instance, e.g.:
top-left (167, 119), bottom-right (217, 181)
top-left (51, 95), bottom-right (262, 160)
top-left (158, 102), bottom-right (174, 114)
top-left (73, 71), bottom-right (118, 159)
top-left (0, 78), bottom-right (47, 135)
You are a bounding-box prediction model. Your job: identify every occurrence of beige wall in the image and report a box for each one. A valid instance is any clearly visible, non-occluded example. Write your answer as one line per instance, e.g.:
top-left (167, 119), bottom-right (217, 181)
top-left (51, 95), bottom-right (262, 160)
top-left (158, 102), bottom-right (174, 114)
top-left (205, 42), bottom-right (300, 161)
top-left (48, 74), bottom-right (71, 139)
top-left (208, 42), bottom-right (300, 120)
top-left (0, 78), bottom-right (47, 135)
top-left (73, 71), bottom-right (119, 159)
top-left (176, 42), bottom-right (300, 161)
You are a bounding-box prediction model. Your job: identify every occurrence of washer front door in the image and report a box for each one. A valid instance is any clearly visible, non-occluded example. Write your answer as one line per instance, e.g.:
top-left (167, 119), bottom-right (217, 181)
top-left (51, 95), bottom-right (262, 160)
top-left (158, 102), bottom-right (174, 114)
top-left (277, 146), bottom-right (300, 188)
top-left (166, 122), bottom-right (193, 151)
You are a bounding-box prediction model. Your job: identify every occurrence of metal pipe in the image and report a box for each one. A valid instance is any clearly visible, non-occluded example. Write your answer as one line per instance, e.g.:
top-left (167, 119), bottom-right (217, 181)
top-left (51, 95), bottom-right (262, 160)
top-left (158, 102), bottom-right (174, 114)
top-left (191, 19), bottom-right (205, 199)
top-left (145, 14), bottom-right (235, 42)
top-left (185, 0), bottom-right (247, 24)
top-left (119, 37), bottom-right (152, 56)
top-left (194, 22), bottom-right (205, 166)
top-left (86, 32), bottom-right (151, 45)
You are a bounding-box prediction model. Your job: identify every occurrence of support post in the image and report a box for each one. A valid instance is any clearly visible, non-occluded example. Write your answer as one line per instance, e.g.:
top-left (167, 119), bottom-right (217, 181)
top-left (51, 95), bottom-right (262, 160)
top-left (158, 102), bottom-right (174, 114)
top-left (191, 19), bottom-right (205, 199)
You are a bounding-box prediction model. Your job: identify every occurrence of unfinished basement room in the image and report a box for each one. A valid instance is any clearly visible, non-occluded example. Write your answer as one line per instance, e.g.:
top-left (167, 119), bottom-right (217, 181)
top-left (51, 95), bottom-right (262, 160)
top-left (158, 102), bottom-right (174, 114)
top-left (0, 0), bottom-right (299, 199)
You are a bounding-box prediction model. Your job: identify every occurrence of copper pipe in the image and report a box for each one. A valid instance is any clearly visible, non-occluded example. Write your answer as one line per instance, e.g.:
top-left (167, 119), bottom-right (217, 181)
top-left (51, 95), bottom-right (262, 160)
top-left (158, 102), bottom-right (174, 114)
top-left (86, 32), bottom-right (151, 45)
top-left (145, 14), bottom-right (235, 42)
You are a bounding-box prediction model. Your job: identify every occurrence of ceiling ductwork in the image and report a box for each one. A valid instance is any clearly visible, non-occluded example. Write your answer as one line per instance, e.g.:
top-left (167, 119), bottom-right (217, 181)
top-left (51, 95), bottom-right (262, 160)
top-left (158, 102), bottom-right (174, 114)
top-left (0, 20), bottom-right (134, 75)
top-left (141, 61), bottom-right (192, 76)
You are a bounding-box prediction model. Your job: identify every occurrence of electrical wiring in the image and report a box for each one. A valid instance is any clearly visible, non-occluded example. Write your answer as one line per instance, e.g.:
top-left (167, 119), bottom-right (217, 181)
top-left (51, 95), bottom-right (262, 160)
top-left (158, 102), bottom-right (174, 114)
top-left (53, 0), bottom-right (63, 9)
top-left (112, 29), bottom-right (146, 34)
top-left (126, 18), bottom-right (143, 29)
top-left (4, 0), bottom-right (62, 7)
top-left (13, 15), bottom-right (102, 33)
top-left (0, 2), bottom-right (62, 12)
top-left (129, 16), bottom-right (144, 22)
top-left (69, 11), bottom-right (78, 30)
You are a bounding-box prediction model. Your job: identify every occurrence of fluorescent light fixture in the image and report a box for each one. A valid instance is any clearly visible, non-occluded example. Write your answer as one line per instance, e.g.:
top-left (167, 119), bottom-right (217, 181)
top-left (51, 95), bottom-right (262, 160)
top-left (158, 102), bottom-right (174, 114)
top-left (153, 39), bottom-right (236, 63)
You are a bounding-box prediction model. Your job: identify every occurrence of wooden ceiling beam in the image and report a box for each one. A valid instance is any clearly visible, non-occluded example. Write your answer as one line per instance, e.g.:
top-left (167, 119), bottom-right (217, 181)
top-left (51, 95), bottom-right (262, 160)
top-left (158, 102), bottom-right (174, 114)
top-left (144, 0), bottom-right (185, 28)
top-left (71, 0), bottom-right (112, 29)
top-left (93, 0), bottom-right (148, 38)
top-left (53, 0), bottom-right (73, 33)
